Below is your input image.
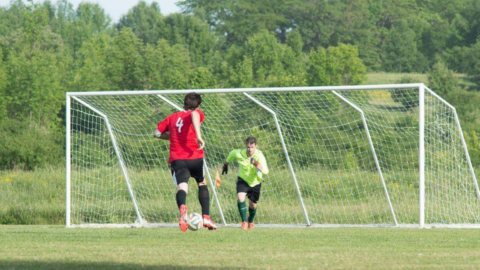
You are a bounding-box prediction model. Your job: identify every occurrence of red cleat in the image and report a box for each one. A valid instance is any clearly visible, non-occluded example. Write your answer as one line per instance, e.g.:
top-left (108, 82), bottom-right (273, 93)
top-left (241, 221), bottom-right (248, 230)
top-left (248, 222), bottom-right (254, 230)
top-left (179, 204), bottom-right (188, 232)
top-left (203, 215), bottom-right (217, 230)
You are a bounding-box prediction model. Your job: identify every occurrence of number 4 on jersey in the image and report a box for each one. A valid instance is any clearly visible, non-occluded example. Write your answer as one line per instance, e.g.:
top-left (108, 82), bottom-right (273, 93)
top-left (176, 118), bottom-right (184, 133)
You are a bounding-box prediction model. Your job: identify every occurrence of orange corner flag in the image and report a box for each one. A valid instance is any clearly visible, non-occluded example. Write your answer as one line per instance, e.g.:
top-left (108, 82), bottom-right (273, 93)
top-left (215, 170), bottom-right (221, 187)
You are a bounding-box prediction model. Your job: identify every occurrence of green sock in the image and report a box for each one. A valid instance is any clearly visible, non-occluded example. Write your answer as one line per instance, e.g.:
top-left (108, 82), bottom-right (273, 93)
top-left (248, 207), bottom-right (257, 223)
top-left (237, 201), bottom-right (247, 222)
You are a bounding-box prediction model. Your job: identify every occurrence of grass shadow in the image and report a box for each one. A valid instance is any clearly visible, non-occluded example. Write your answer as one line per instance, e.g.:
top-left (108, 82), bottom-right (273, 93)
top-left (0, 260), bottom-right (249, 270)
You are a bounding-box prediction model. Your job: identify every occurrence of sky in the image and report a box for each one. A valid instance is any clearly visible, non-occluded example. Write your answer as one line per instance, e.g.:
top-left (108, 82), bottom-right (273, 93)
top-left (0, 0), bottom-right (182, 22)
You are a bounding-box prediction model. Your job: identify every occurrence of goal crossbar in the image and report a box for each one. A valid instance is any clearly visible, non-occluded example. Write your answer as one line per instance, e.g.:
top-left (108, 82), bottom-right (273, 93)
top-left (66, 84), bottom-right (426, 96)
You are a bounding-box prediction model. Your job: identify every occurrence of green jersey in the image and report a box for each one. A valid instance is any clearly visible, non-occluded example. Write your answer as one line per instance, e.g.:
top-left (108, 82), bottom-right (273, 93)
top-left (226, 149), bottom-right (269, 187)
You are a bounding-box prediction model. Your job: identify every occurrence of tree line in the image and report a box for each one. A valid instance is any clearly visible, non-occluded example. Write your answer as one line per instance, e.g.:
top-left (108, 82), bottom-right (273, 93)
top-left (0, 0), bottom-right (479, 170)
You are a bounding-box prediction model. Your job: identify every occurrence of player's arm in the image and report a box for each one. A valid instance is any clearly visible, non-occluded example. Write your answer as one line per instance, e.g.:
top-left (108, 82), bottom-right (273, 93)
top-left (218, 150), bottom-right (236, 187)
top-left (259, 154), bottom-right (269, 174)
top-left (251, 154), bottom-right (269, 174)
top-left (154, 118), bottom-right (170, 140)
top-left (153, 130), bottom-right (170, 140)
top-left (222, 150), bottom-right (238, 175)
top-left (191, 110), bottom-right (205, 150)
top-left (159, 132), bottom-right (170, 140)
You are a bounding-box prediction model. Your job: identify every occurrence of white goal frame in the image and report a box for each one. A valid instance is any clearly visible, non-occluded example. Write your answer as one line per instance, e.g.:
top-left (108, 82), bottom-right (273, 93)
top-left (66, 83), bottom-right (479, 228)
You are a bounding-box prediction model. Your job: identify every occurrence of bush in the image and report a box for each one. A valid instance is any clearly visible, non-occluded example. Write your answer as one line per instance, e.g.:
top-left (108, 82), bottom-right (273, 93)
top-left (0, 119), bottom-right (64, 170)
top-left (427, 60), bottom-right (460, 96)
top-left (390, 75), bottom-right (419, 110)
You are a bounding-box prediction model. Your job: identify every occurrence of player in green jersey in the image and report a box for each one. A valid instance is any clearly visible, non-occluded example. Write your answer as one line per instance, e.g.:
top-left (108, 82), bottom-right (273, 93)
top-left (222, 136), bottom-right (269, 230)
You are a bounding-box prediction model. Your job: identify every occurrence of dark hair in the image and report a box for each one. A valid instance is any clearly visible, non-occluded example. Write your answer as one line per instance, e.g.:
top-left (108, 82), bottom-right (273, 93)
top-left (245, 136), bottom-right (257, 145)
top-left (184, 92), bottom-right (202, 110)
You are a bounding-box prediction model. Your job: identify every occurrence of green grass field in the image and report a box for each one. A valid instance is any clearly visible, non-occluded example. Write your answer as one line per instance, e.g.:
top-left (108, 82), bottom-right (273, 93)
top-left (1, 225), bottom-right (480, 270)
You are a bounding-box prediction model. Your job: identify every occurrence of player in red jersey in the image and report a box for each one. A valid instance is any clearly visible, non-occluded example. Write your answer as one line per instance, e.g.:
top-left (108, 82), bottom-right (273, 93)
top-left (154, 92), bottom-right (217, 232)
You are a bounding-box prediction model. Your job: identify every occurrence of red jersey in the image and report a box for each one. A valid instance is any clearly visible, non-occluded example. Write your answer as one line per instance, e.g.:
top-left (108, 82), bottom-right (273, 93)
top-left (157, 109), bottom-right (205, 163)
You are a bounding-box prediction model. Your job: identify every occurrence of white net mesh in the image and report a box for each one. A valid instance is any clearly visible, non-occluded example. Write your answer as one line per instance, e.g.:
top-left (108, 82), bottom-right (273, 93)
top-left (331, 89), bottom-right (420, 224)
top-left (247, 91), bottom-right (395, 224)
top-left (68, 86), bottom-right (480, 227)
top-left (424, 90), bottom-right (480, 224)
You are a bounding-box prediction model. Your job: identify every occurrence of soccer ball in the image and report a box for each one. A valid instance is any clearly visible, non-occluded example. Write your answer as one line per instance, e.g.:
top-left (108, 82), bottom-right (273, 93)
top-left (188, 213), bottom-right (203, 231)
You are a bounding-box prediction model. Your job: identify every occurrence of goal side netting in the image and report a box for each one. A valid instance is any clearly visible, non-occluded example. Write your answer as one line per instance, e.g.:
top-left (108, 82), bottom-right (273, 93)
top-left (66, 84), bottom-right (480, 228)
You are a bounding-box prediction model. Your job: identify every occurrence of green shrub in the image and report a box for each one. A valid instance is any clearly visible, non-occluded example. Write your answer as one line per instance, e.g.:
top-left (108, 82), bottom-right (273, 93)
top-left (390, 76), bottom-right (419, 110)
top-left (0, 119), bottom-right (64, 170)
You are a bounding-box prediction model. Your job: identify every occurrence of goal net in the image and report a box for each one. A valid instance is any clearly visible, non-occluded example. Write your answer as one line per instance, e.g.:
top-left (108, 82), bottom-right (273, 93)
top-left (66, 84), bottom-right (480, 228)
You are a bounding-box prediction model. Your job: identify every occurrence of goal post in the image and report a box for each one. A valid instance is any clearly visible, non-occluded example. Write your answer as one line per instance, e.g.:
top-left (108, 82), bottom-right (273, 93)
top-left (66, 84), bottom-right (480, 228)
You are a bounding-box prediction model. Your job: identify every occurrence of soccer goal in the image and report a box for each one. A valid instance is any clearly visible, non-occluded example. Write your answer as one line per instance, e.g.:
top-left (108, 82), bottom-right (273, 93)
top-left (66, 84), bottom-right (480, 228)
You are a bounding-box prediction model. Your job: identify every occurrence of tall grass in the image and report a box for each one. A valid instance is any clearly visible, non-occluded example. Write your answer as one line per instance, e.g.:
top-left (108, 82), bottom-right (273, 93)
top-left (365, 72), bottom-right (428, 85)
top-left (365, 72), bottom-right (475, 89)
top-left (0, 167), bottom-right (65, 224)
top-left (2, 166), bottom-right (479, 225)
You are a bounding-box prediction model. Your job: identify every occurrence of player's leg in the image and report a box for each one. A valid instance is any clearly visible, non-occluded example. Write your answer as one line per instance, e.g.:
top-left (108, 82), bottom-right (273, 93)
top-left (189, 159), bottom-right (209, 215)
top-left (236, 177), bottom-right (249, 230)
top-left (190, 158), bottom-right (217, 230)
top-left (171, 160), bottom-right (190, 232)
top-left (247, 183), bottom-right (262, 230)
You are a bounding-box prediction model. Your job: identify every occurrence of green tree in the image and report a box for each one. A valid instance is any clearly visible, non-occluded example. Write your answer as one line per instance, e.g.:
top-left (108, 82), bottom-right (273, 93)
top-left (190, 67), bottom-right (217, 89)
top-left (154, 39), bottom-right (194, 89)
top-left (71, 33), bottom-right (112, 91)
top-left (284, 30), bottom-right (306, 80)
top-left (367, 0), bottom-right (418, 29)
top-left (427, 60), bottom-right (460, 96)
top-left (162, 13), bottom-right (216, 66)
top-left (0, 0), bottom-right (27, 38)
top-left (382, 20), bottom-right (420, 72)
top-left (139, 40), bottom-right (197, 90)
top-left (219, 31), bottom-right (307, 87)
top-left (307, 43), bottom-right (366, 86)
top-left (410, 13), bottom-right (449, 67)
top-left (3, 2), bottom-right (70, 124)
top-left (244, 30), bottom-right (289, 84)
top-left (455, 0), bottom-right (480, 47)
top-left (441, 46), bottom-right (469, 73)
top-left (49, 0), bottom-right (75, 56)
top-left (179, 0), bottom-right (295, 46)
top-left (105, 28), bottom-right (144, 90)
top-left (0, 46), bottom-right (8, 122)
top-left (139, 43), bottom-right (162, 90)
top-left (116, 1), bottom-right (164, 44)
top-left (228, 56), bottom-right (254, 88)
top-left (328, 44), bottom-right (367, 85)
top-left (72, 2), bottom-right (111, 56)
top-left (117, 3), bottom-right (215, 66)
top-left (463, 40), bottom-right (480, 85)
top-left (306, 47), bottom-right (328, 86)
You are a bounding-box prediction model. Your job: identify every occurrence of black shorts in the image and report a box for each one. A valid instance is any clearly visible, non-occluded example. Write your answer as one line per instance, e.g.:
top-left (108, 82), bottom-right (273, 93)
top-left (170, 159), bottom-right (204, 186)
top-left (236, 177), bottom-right (262, 203)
